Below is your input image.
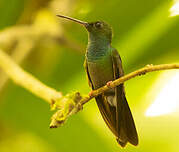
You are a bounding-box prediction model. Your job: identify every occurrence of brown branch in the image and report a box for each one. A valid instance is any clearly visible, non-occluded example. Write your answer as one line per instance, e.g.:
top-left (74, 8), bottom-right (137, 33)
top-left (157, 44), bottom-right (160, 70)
top-left (0, 49), bottom-right (62, 104)
top-left (0, 48), bottom-right (178, 128)
top-left (50, 63), bottom-right (179, 128)
top-left (80, 64), bottom-right (179, 105)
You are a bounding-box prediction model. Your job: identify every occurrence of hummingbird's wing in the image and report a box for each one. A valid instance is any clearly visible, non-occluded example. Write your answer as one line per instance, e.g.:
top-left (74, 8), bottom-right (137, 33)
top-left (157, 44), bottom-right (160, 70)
top-left (111, 49), bottom-right (138, 146)
top-left (84, 59), bottom-right (118, 137)
top-left (84, 59), bottom-right (94, 89)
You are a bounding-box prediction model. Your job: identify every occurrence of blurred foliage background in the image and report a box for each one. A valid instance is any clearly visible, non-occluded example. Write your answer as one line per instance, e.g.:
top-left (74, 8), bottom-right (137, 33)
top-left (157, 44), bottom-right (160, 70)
top-left (0, 0), bottom-right (179, 151)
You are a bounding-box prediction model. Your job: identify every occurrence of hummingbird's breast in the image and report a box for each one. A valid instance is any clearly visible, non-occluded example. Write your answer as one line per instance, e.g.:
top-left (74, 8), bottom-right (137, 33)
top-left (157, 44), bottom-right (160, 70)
top-left (87, 53), bottom-right (114, 89)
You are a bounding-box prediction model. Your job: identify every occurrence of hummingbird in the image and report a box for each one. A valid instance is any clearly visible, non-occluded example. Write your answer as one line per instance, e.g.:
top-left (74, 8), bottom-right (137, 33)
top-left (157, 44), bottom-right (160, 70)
top-left (57, 15), bottom-right (138, 147)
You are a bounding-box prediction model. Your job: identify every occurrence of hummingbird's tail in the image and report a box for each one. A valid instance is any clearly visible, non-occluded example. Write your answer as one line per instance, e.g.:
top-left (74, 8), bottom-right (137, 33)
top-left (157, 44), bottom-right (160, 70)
top-left (115, 86), bottom-right (138, 146)
top-left (116, 138), bottom-right (127, 147)
top-left (95, 85), bottom-right (138, 147)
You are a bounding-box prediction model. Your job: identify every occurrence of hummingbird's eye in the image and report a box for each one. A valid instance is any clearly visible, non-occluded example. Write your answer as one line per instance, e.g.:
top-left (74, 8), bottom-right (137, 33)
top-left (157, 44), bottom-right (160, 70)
top-left (95, 22), bottom-right (103, 28)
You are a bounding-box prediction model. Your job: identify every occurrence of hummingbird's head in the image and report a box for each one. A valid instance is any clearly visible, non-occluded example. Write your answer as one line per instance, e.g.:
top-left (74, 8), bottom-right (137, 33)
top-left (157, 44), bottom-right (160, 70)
top-left (85, 21), bottom-right (112, 43)
top-left (56, 15), bottom-right (112, 43)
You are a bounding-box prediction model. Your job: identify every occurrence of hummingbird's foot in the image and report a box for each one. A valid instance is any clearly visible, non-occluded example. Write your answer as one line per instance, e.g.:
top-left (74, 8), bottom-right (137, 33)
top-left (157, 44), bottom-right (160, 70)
top-left (106, 81), bottom-right (113, 88)
top-left (88, 91), bottom-right (93, 97)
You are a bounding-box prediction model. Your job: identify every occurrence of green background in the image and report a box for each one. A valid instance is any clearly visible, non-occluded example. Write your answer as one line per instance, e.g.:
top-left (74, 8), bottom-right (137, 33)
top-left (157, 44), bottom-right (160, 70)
top-left (0, 0), bottom-right (179, 151)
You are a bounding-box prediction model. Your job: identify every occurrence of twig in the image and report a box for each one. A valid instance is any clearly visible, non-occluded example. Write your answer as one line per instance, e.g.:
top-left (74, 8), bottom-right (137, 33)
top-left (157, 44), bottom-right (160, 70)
top-left (80, 64), bottom-right (179, 106)
top-left (50, 63), bottom-right (179, 128)
top-left (0, 38), bottom-right (34, 92)
top-left (0, 17), bottom-right (84, 92)
top-left (0, 48), bottom-right (179, 128)
top-left (0, 49), bottom-right (62, 103)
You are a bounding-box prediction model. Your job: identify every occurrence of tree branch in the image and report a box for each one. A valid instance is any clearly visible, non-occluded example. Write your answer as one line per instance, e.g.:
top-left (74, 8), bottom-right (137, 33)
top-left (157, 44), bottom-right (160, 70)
top-left (0, 48), bottom-right (179, 128)
top-left (50, 63), bottom-right (179, 128)
top-left (0, 49), bottom-right (62, 103)
top-left (0, 16), bottom-right (84, 92)
top-left (80, 63), bottom-right (179, 105)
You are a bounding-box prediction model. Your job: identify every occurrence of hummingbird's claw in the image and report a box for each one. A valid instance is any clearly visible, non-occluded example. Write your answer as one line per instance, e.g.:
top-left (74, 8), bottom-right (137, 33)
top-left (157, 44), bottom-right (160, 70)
top-left (106, 81), bottom-right (113, 88)
top-left (88, 91), bottom-right (93, 97)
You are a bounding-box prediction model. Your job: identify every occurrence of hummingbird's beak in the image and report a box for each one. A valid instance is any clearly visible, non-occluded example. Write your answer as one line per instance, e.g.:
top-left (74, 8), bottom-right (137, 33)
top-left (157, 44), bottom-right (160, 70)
top-left (56, 15), bottom-right (88, 27)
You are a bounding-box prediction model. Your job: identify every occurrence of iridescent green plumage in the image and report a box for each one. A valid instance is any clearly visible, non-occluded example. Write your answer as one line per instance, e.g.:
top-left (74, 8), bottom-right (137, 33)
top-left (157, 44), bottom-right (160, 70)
top-left (57, 15), bottom-right (138, 147)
